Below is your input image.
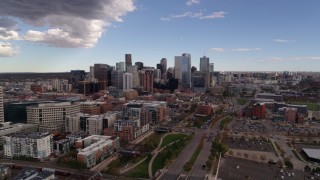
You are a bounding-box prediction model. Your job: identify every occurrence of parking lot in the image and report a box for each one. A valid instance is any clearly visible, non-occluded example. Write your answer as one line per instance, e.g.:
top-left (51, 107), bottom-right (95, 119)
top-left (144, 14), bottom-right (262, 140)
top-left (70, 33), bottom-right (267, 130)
top-left (224, 137), bottom-right (274, 152)
top-left (230, 119), bottom-right (269, 134)
top-left (219, 157), bottom-right (306, 180)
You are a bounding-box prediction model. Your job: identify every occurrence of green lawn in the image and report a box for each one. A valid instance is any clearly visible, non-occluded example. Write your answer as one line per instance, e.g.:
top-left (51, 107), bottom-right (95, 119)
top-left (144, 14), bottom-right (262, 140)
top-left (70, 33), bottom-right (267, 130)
top-left (237, 98), bottom-right (248, 105)
top-left (287, 101), bottom-right (319, 111)
top-left (152, 138), bottom-right (189, 175)
top-left (161, 133), bottom-right (188, 148)
top-left (125, 155), bottom-right (151, 179)
top-left (219, 116), bottom-right (232, 130)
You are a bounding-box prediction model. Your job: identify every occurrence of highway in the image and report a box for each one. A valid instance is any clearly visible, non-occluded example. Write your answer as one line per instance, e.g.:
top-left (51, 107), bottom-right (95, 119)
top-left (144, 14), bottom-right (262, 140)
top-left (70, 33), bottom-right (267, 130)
top-left (159, 130), bottom-right (203, 180)
top-left (187, 116), bottom-right (226, 180)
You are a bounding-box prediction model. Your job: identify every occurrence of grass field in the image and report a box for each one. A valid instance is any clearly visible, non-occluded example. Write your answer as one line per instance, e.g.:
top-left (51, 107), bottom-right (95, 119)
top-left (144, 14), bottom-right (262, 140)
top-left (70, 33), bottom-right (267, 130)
top-left (161, 133), bottom-right (188, 148)
top-left (125, 155), bottom-right (151, 179)
top-left (237, 98), bottom-right (248, 105)
top-left (152, 138), bottom-right (190, 175)
top-left (287, 101), bottom-right (319, 111)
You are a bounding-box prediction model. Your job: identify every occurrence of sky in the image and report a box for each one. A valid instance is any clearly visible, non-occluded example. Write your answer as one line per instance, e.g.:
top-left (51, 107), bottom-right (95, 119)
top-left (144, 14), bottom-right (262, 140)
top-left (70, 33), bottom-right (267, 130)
top-left (0, 0), bottom-right (320, 72)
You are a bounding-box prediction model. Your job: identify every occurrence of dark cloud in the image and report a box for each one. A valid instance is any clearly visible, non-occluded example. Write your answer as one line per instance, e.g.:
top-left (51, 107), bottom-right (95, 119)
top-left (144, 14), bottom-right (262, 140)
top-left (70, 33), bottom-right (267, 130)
top-left (0, 17), bottom-right (18, 30)
top-left (0, 0), bottom-right (135, 48)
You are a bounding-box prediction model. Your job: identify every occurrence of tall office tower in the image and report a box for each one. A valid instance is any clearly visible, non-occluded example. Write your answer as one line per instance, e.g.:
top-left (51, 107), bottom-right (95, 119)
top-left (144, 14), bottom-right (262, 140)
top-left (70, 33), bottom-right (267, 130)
top-left (111, 70), bottom-right (124, 89)
top-left (89, 66), bottom-right (94, 79)
top-left (209, 63), bottom-right (214, 73)
top-left (174, 53), bottom-right (191, 88)
top-left (125, 54), bottom-right (132, 68)
top-left (127, 65), bottom-right (140, 87)
top-left (167, 67), bottom-right (174, 79)
top-left (94, 64), bottom-right (109, 90)
top-left (123, 73), bottom-right (133, 90)
top-left (140, 69), bottom-right (154, 93)
top-left (116, 62), bottom-right (126, 71)
top-left (160, 58), bottom-right (167, 73)
top-left (135, 62), bottom-right (144, 71)
top-left (156, 64), bottom-right (163, 72)
top-left (70, 70), bottom-right (86, 90)
top-left (154, 69), bottom-right (161, 81)
top-left (0, 86), bottom-right (3, 123)
top-left (200, 56), bottom-right (210, 73)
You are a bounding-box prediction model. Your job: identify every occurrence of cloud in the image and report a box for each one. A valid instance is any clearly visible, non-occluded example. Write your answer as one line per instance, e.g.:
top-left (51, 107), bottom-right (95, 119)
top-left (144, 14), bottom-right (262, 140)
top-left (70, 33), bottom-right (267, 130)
top-left (273, 39), bottom-right (296, 44)
top-left (186, 0), bottom-right (201, 6)
top-left (0, 42), bottom-right (19, 57)
top-left (160, 17), bottom-right (171, 21)
top-left (163, 11), bottom-right (226, 21)
top-left (210, 48), bottom-right (225, 53)
top-left (0, 28), bottom-right (20, 41)
top-left (199, 11), bottom-right (227, 19)
top-left (232, 48), bottom-right (261, 52)
top-left (0, 17), bottom-right (19, 30)
top-left (258, 57), bottom-right (320, 63)
top-left (0, 0), bottom-right (135, 48)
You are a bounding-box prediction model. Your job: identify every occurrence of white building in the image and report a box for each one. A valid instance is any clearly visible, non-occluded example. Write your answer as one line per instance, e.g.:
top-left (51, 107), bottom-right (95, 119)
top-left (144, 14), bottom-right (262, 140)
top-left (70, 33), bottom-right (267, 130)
top-left (86, 116), bottom-right (103, 135)
top-left (65, 114), bottom-right (81, 133)
top-left (3, 132), bottom-right (53, 159)
top-left (51, 79), bottom-right (61, 92)
top-left (0, 86), bottom-right (3, 123)
top-left (76, 135), bottom-right (120, 168)
top-left (123, 72), bottom-right (133, 90)
top-left (27, 102), bottom-right (80, 132)
top-left (127, 65), bottom-right (140, 87)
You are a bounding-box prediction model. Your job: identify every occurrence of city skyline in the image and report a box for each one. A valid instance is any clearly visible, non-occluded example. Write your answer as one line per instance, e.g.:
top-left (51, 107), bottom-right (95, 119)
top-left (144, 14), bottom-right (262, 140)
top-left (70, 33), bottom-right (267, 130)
top-left (1, 0), bottom-right (320, 72)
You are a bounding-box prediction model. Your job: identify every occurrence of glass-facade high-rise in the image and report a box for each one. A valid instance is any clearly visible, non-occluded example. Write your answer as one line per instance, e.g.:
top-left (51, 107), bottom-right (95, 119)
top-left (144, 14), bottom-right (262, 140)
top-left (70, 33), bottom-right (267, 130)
top-left (200, 56), bottom-right (209, 73)
top-left (174, 53), bottom-right (191, 88)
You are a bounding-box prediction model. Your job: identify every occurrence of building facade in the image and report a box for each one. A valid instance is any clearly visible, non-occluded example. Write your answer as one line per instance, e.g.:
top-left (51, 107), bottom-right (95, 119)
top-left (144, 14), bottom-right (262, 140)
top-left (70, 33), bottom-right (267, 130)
top-left (3, 132), bottom-right (53, 159)
top-left (76, 135), bottom-right (120, 168)
top-left (70, 70), bottom-right (86, 90)
top-left (175, 53), bottom-right (191, 88)
top-left (125, 54), bottom-right (132, 68)
top-left (140, 69), bottom-right (154, 93)
top-left (27, 102), bottom-right (80, 132)
top-left (200, 56), bottom-right (209, 73)
top-left (123, 73), bottom-right (133, 90)
top-left (111, 70), bottom-right (124, 89)
top-left (116, 62), bottom-right (126, 71)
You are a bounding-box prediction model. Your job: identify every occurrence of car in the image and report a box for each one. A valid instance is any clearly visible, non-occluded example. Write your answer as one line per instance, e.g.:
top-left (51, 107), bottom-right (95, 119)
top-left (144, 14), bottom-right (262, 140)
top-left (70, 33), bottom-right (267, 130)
top-left (202, 164), bottom-right (206, 170)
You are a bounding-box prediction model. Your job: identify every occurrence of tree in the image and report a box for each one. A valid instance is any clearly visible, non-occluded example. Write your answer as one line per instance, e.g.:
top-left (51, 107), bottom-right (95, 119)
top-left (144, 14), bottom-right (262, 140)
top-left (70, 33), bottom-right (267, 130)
top-left (285, 160), bottom-right (293, 169)
top-left (304, 165), bottom-right (311, 172)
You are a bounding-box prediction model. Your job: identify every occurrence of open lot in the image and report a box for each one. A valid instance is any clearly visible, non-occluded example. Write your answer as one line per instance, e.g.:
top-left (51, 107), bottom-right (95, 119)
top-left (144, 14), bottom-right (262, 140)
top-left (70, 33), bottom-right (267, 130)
top-left (219, 157), bottom-right (305, 180)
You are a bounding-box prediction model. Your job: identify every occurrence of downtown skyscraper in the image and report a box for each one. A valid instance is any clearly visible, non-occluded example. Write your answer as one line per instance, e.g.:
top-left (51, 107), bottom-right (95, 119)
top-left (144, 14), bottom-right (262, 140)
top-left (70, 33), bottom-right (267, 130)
top-left (175, 53), bottom-right (191, 88)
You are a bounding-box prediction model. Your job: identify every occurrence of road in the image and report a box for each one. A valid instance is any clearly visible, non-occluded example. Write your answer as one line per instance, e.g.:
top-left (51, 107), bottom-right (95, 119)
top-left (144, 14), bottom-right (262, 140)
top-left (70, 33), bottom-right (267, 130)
top-left (0, 159), bottom-right (130, 180)
top-left (187, 116), bottom-right (226, 180)
top-left (159, 131), bottom-right (203, 180)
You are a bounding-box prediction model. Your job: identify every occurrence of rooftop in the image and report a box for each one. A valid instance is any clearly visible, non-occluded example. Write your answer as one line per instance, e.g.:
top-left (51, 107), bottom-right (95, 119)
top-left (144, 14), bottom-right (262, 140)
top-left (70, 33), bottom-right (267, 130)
top-left (303, 148), bottom-right (320, 160)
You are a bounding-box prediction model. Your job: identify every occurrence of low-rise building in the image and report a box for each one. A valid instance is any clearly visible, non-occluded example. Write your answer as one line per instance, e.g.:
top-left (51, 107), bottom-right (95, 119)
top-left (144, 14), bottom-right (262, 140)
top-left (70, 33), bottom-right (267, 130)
top-left (76, 135), bottom-right (120, 168)
top-left (12, 168), bottom-right (55, 180)
top-left (0, 165), bottom-right (10, 179)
